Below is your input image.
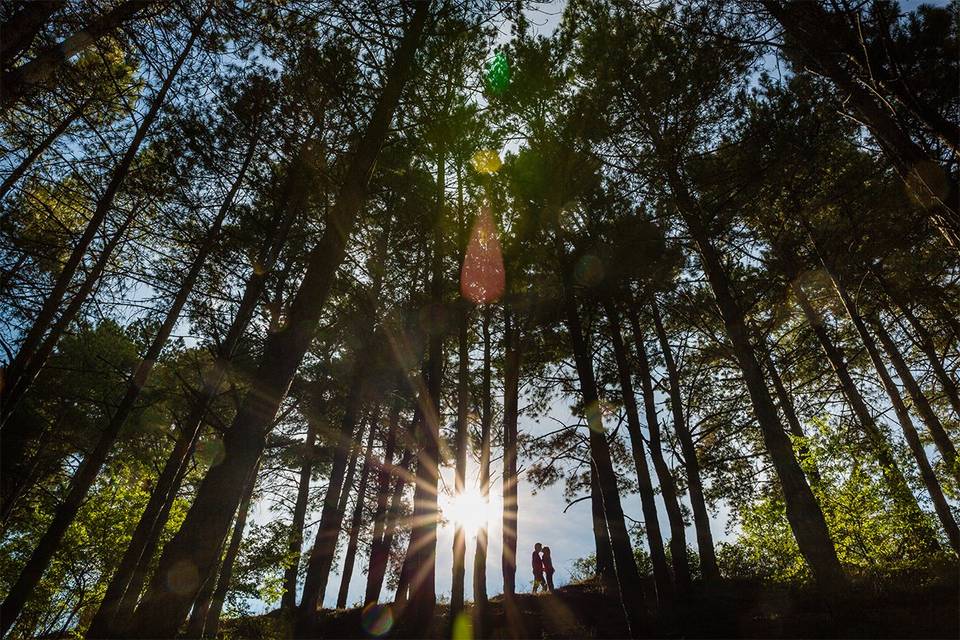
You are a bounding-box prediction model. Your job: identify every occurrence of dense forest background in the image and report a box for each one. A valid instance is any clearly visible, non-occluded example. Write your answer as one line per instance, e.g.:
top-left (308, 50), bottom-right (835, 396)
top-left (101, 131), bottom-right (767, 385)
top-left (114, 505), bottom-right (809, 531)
top-left (0, 0), bottom-right (957, 638)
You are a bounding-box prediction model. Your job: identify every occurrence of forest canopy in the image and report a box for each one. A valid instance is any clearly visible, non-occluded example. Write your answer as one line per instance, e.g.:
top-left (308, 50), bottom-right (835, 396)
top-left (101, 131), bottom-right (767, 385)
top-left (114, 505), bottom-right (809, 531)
top-left (0, 0), bottom-right (957, 638)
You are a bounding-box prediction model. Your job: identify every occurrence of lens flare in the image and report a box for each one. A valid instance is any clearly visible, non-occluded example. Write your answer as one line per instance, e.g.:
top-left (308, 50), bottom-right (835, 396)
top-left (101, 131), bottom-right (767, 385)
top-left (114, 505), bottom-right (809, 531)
top-left (486, 51), bottom-right (510, 94)
top-left (361, 603), bottom-right (394, 637)
top-left (471, 149), bottom-right (502, 175)
top-left (461, 205), bottom-right (505, 304)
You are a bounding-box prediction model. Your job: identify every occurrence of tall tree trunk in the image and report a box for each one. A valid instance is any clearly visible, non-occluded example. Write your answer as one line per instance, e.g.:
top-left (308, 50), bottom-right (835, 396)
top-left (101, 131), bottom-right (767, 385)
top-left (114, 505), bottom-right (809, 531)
top-left (367, 448), bottom-right (412, 604)
top-left (473, 307), bottom-right (492, 610)
top-left (560, 273), bottom-right (645, 636)
top-left (871, 318), bottom-right (960, 487)
top-left (399, 141), bottom-right (447, 637)
top-left (194, 459), bottom-right (260, 638)
top-left (108, 427), bottom-right (199, 637)
top-left (0, 205), bottom-right (136, 517)
top-left (821, 264), bottom-right (949, 551)
top-left (759, 344), bottom-right (822, 486)
top-left (450, 301), bottom-right (469, 617)
top-left (124, 10), bottom-right (428, 635)
top-left (280, 409), bottom-right (320, 610)
top-left (501, 308), bottom-right (520, 598)
top-left (670, 185), bottom-right (843, 588)
top-left (624, 303), bottom-right (692, 593)
top-left (760, 0), bottom-right (960, 252)
top-left (336, 419), bottom-right (378, 609)
top-left (876, 270), bottom-right (960, 419)
top-left (0, 0), bottom-right (156, 112)
top-left (86, 133), bottom-right (258, 638)
top-left (1, 8), bottom-right (206, 426)
top-left (0, 126), bottom-right (244, 634)
top-left (590, 463), bottom-right (615, 587)
top-left (645, 298), bottom-right (720, 582)
top-left (791, 278), bottom-right (937, 546)
top-left (603, 298), bottom-right (673, 605)
top-left (87, 424), bottom-right (200, 638)
top-left (0, 0), bottom-right (65, 71)
top-left (0, 97), bottom-right (88, 202)
top-left (364, 397), bottom-right (402, 605)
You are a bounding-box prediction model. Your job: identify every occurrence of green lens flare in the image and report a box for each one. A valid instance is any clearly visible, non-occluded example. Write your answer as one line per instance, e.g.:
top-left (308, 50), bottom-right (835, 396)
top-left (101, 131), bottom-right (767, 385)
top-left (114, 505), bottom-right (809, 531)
top-left (486, 52), bottom-right (510, 94)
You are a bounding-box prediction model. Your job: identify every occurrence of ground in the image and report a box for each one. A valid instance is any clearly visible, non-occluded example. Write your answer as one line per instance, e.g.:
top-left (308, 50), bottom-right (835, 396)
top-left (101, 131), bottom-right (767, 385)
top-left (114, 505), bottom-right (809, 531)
top-left (221, 568), bottom-right (959, 639)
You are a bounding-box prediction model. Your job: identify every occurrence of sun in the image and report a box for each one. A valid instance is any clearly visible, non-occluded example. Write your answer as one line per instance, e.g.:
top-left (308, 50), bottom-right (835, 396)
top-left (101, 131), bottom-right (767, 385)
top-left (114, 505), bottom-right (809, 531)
top-left (440, 487), bottom-right (491, 537)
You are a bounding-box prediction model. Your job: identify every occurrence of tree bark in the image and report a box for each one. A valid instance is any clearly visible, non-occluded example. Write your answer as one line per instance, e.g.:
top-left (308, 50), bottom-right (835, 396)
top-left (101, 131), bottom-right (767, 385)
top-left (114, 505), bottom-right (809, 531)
top-left (603, 298), bottom-right (673, 605)
top-left (364, 395), bottom-right (402, 605)
top-left (450, 304), bottom-right (469, 618)
top-left (336, 418), bottom-right (378, 609)
top-left (560, 273), bottom-right (645, 636)
top-left (124, 9), bottom-right (428, 635)
top-left (473, 307), bottom-right (492, 611)
top-left (280, 408), bottom-right (320, 610)
top-left (791, 279), bottom-right (936, 546)
top-left (87, 423), bottom-right (200, 638)
top-left (398, 137), bottom-right (447, 637)
top-left (821, 263), bottom-right (949, 551)
top-left (1, 7), bottom-right (206, 426)
top-left (871, 318), bottom-right (960, 487)
top-left (366, 448), bottom-right (412, 604)
top-left (645, 297), bottom-right (721, 582)
top-left (671, 188), bottom-right (844, 588)
top-left (0, 0), bottom-right (156, 112)
top-left (501, 308), bottom-right (520, 597)
top-left (0, 119), bottom-right (243, 635)
top-left (590, 462), bottom-right (615, 587)
top-left (194, 459), bottom-right (260, 638)
top-left (877, 270), bottom-right (960, 419)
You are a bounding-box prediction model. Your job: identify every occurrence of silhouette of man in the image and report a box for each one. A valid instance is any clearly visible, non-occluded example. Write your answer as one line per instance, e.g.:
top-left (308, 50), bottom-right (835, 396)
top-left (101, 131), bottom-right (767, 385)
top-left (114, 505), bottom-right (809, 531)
top-left (532, 542), bottom-right (545, 593)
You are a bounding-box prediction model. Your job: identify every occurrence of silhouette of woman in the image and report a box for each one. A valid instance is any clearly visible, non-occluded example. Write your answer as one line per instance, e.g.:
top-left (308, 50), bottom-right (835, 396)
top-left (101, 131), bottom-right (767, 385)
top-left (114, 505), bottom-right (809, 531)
top-left (541, 546), bottom-right (555, 592)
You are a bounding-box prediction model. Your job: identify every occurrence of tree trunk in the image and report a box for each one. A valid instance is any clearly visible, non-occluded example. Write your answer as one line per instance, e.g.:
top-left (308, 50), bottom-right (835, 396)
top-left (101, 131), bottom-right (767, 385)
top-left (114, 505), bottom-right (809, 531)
top-left (124, 9), bottom-right (428, 635)
top-left (336, 418), bottom-right (378, 609)
top-left (87, 424), bottom-right (200, 638)
top-left (560, 274), bottom-right (645, 636)
top-left (0, 0), bottom-right (156, 112)
top-left (871, 318), bottom-right (960, 487)
top-left (822, 264), bottom-right (948, 551)
top-left (367, 448), bottom-right (412, 604)
top-left (791, 279), bottom-right (936, 546)
top-left (645, 297), bottom-right (721, 582)
top-left (85, 133), bottom-right (258, 638)
top-left (0, 0), bottom-right (64, 71)
top-left (399, 140), bottom-right (447, 637)
top-left (603, 298), bottom-right (673, 606)
top-left (473, 307), bottom-right (492, 611)
top-left (759, 344), bottom-right (822, 486)
top-left (364, 396), bottom-right (402, 605)
top-left (590, 463), bottom-right (615, 587)
top-left (0, 123), bottom-right (244, 635)
top-left (672, 190), bottom-right (843, 588)
top-left (194, 459), bottom-right (260, 638)
top-left (280, 409), bottom-right (320, 610)
top-left (501, 308), bottom-right (520, 597)
top-left (0, 205), bottom-right (136, 516)
top-left (0, 97), bottom-right (88, 203)
top-left (450, 300), bottom-right (469, 617)
top-left (1, 8), bottom-right (206, 426)
top-left (877, 270), bottom-right (960, 419)
top-left (107, 428), bottom-right (198, 636)
top-left (624, 302), bottom-right (692, 593)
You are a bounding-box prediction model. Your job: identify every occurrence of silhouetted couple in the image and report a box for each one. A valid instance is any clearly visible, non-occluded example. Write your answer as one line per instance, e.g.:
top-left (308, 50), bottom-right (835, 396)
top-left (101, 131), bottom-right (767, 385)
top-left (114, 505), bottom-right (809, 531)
top-left (531, 542), bottom-right (555, 593)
